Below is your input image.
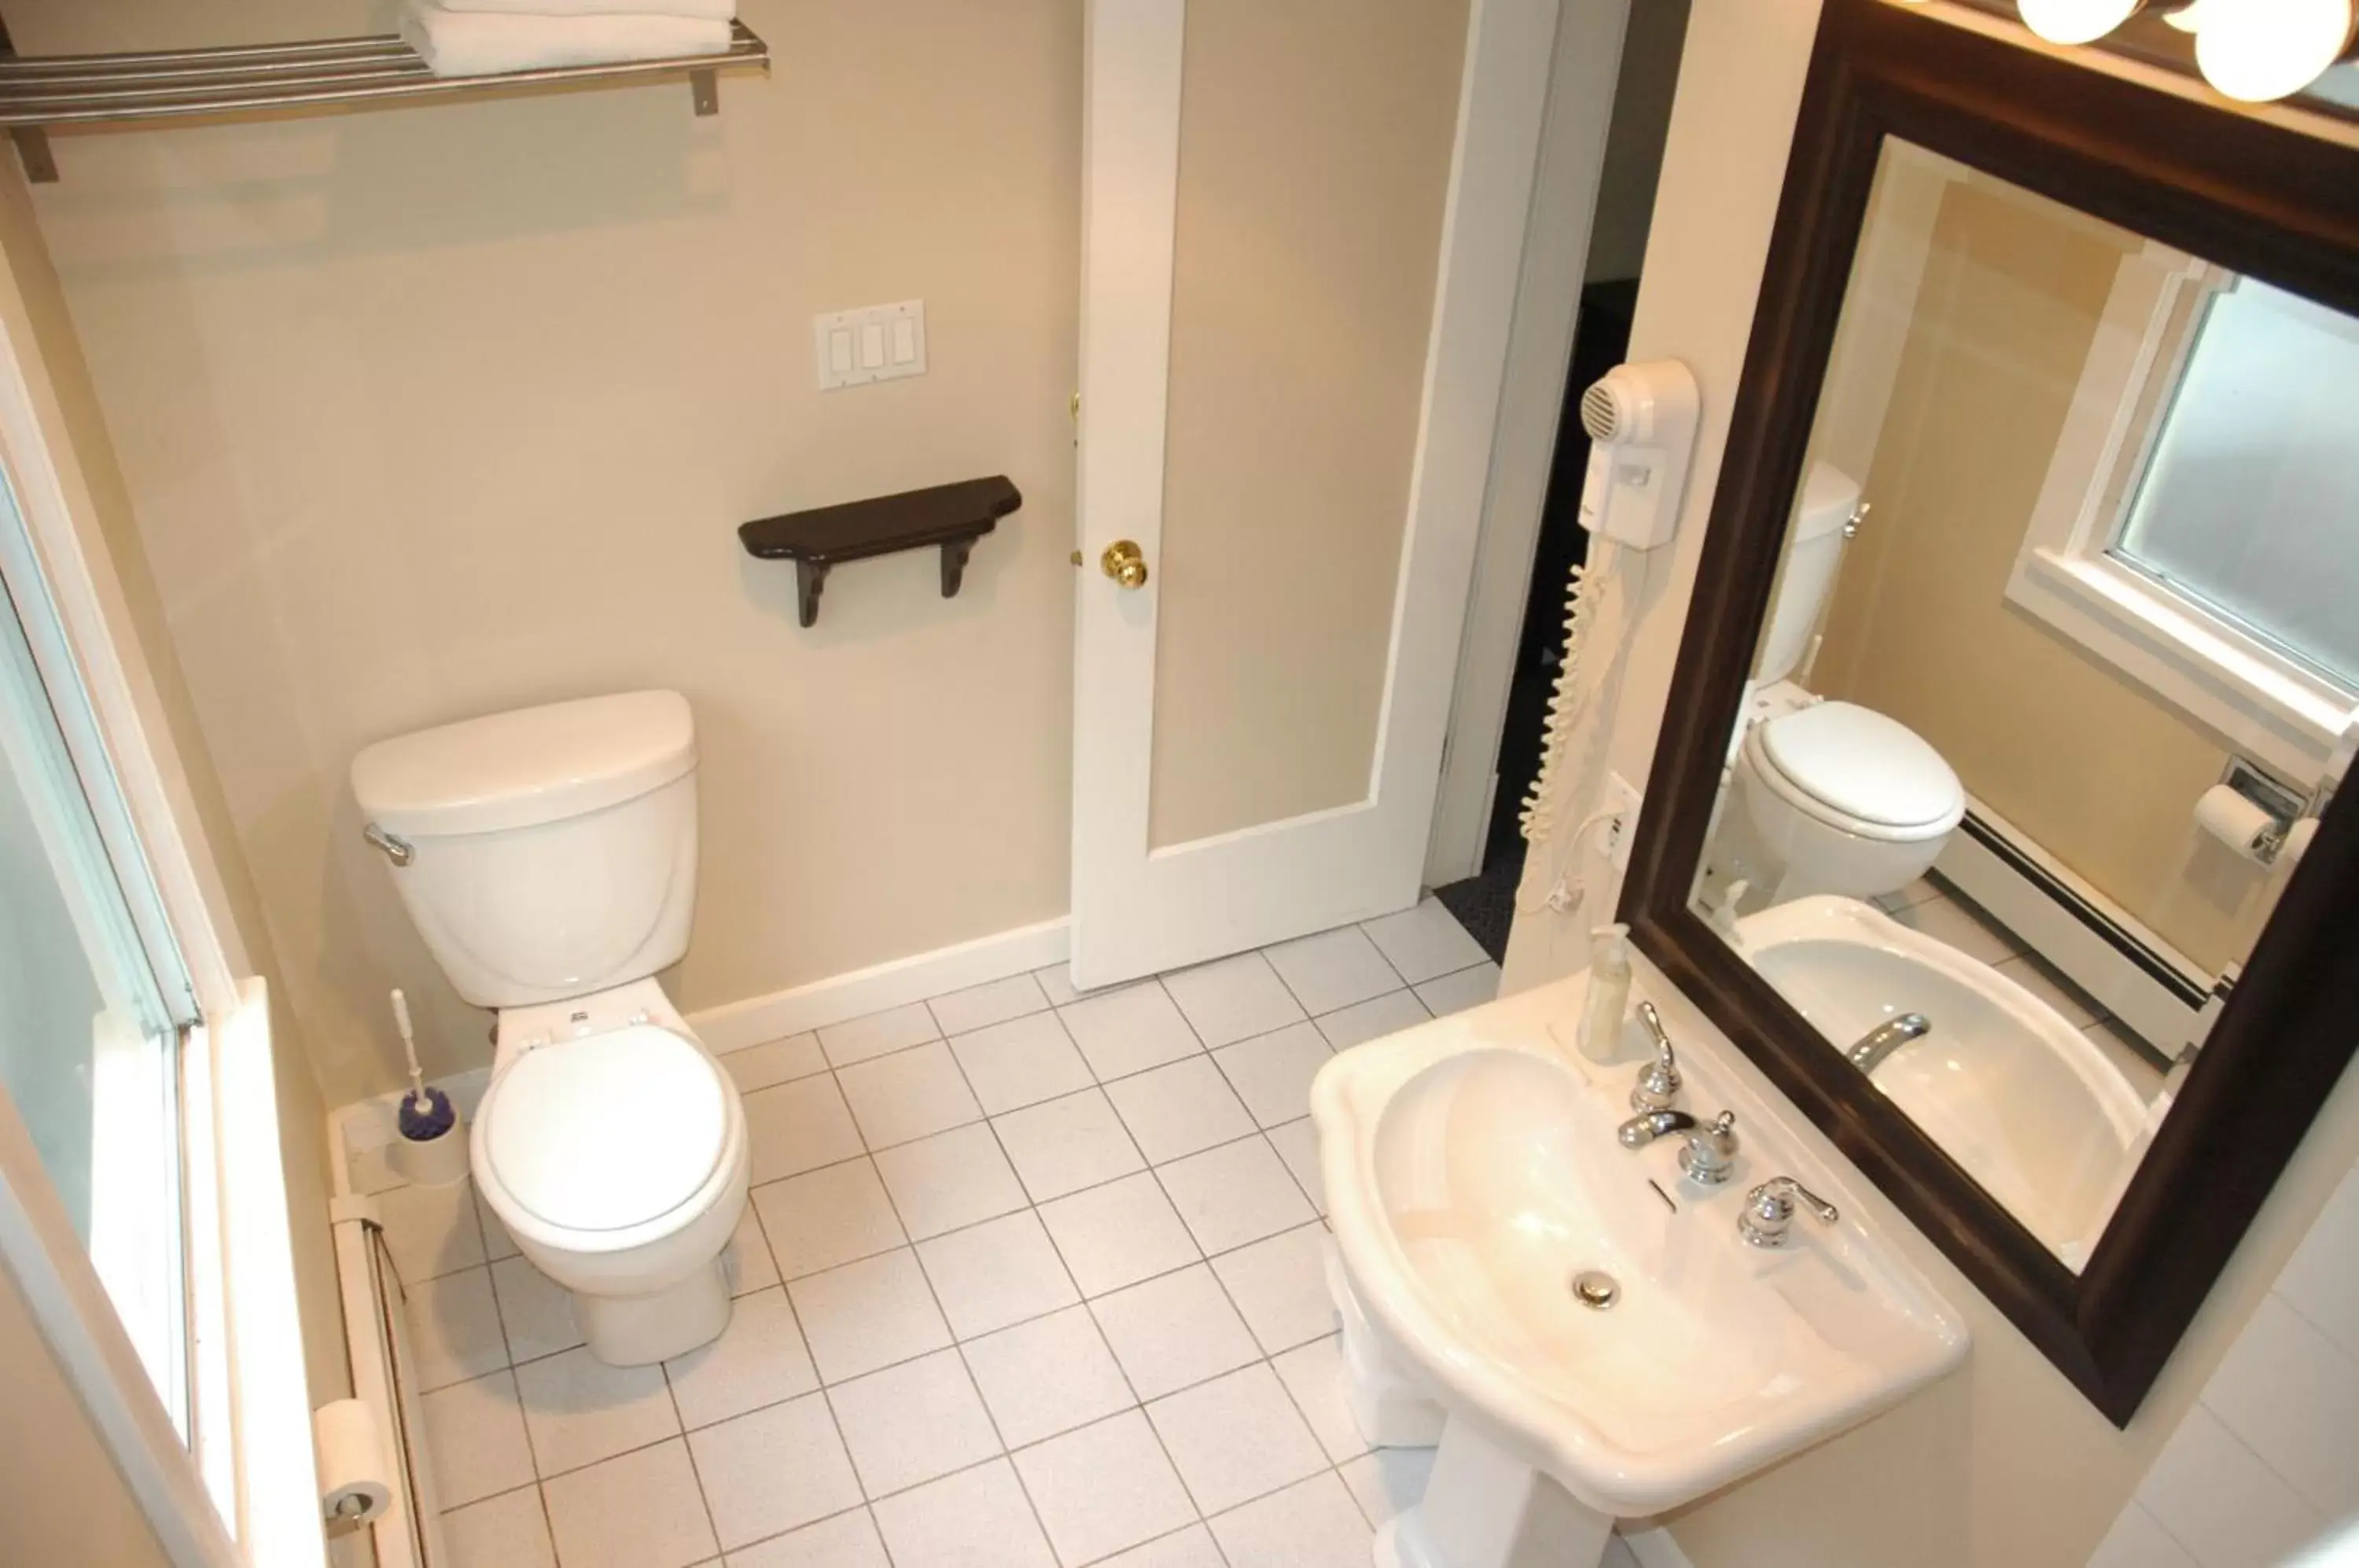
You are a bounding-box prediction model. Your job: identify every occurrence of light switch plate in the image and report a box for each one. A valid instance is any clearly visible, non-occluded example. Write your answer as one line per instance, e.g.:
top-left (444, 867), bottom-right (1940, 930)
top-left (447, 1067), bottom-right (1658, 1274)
top-left (814, 300), bottom-right (926, 392)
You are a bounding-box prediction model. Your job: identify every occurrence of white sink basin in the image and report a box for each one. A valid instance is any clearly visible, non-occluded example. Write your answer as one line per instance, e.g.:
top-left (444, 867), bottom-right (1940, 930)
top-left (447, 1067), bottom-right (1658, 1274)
top-left (1735, 895), bottom-right (2152, 1266)
top-left (1313, 981), bottom-right (1966, 1565)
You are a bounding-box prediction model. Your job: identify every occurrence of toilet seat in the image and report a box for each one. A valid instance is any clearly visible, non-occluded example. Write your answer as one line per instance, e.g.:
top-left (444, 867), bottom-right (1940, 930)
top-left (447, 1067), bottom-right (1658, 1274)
top-left (479, 1023), bottom-right (730, 1239)
top-left (1745, 701), bottom-right (1963, 842)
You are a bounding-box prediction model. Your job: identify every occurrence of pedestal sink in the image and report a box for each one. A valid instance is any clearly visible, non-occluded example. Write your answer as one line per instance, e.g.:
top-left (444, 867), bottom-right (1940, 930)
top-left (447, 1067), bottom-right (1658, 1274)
top-left (1312, 979), bottom-right (1967, 1568)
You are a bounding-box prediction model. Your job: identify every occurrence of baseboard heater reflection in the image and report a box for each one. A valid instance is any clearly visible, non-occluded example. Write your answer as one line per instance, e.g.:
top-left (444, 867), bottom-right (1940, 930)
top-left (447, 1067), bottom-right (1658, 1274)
top-left (1936, 802), bottom-right (2210, 1067)
top-left (329, 1198), bottom-right (445, 1568)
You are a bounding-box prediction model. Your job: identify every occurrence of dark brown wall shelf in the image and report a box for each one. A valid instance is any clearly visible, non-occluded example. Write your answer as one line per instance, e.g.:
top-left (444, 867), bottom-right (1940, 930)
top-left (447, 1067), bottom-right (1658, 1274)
top-left (738, 475), bottom-right (1021, 627)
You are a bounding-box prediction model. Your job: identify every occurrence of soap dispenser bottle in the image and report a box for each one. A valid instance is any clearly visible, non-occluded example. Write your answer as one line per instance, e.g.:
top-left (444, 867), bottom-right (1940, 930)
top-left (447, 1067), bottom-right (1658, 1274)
top-left (1577, 923), bottom-right (1632, 1063)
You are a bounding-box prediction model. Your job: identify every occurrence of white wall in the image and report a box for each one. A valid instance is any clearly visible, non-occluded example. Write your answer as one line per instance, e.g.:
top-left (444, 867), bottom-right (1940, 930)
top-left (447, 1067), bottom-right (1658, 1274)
top-left (2089, 1152), bottom-right (2359, 1568)
top-left (1503, 3), bottom-right (2359, 1565)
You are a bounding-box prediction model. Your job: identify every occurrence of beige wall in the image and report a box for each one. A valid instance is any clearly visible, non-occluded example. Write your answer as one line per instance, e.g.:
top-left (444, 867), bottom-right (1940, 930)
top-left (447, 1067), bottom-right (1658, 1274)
top-left (0, 1262), bottom-right (175, 1568)
top-left (1812, 174), bottom-right (2277, 974)
top-left (1147, 0), bottom-right (1466, 848)
top-left (1506, 3), bottom-right (2359, 1564)
top-left (0, 159), bottom-right (347, 1405)
top-left (13, 0), bottom-right (1084, 1102)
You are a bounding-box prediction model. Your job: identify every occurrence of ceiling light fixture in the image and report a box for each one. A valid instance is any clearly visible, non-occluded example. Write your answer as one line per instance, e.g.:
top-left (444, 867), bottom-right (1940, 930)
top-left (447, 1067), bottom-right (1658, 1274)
top-left (2018, 0), bottom-right (2144, 46)
top-left (2018, 0), bottom-right (2359, 100)
top-left (2191, 0), bottom-right (2359, 100)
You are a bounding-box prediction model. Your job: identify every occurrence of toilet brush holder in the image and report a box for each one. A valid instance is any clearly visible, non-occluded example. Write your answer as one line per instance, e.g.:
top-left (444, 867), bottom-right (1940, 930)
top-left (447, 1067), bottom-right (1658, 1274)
top-left (388, 1086), bottom-right (470, 1187)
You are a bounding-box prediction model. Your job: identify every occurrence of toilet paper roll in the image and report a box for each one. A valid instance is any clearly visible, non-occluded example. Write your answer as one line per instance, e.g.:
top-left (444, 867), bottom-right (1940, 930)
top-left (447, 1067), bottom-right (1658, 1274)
top-left (314, 1397), bottom-right (393, 1527)
top-left (2194, 783), bottom-right (2280, 863)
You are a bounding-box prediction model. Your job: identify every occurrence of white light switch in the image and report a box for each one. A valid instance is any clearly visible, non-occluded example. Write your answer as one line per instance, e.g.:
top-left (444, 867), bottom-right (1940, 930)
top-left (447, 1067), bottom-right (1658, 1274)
top-left (814, 300), bottom-right (927, 391)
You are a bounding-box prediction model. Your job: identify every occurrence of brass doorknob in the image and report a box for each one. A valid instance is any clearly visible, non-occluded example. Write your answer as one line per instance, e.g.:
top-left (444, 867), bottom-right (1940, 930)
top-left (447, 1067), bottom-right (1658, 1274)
top-left (1100, 539), bottom-right (1149, 590)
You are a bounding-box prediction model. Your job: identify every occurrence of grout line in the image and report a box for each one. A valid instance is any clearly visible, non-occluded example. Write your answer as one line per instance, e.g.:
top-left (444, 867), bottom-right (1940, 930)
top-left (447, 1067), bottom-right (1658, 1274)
top-left (710, 1500), bottom-right (885, 1568)
top-left (661, 1349), bottom-right (729, 1562)
top-left (836, 1049), bottom-right (1038, 1549)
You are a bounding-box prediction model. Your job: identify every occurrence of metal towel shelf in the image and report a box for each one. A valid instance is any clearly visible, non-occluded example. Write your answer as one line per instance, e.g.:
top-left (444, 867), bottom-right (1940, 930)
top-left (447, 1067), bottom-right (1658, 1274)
top-left (0, 19), bottom-right (769, 182)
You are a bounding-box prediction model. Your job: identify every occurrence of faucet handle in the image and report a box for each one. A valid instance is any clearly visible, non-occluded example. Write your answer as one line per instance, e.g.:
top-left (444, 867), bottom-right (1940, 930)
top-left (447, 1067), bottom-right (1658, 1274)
top-left (1677, 1110), bottom-right (1739, 1186)
top-left (1739, 1176), bottom-right (1838, 1248)
top-left (1629, 1000), bottom-right (1682, 1112)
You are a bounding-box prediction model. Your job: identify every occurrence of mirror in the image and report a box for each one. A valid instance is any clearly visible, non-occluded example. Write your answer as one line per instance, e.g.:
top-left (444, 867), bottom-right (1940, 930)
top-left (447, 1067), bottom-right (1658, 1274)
top-left (1684, 139), bottom-right (2355, 1272)
top-left (1617, 0), bottom-right (2359, 1426)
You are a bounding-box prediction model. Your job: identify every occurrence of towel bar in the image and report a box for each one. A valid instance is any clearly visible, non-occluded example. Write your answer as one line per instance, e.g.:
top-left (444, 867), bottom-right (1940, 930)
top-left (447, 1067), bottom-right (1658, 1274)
top-left (0, 15), bottom-right (769, 183)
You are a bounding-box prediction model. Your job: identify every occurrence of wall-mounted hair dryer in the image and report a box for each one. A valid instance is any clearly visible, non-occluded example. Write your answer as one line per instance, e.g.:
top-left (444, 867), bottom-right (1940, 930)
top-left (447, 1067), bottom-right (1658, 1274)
top-left (1575, 359), bottom-right (1699, 551)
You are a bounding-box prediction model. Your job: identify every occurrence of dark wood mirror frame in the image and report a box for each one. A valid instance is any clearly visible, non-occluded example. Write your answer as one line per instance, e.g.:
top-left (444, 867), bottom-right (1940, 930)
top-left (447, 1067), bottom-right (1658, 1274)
top-left (1617, 0), bottom-right (2359, 1426)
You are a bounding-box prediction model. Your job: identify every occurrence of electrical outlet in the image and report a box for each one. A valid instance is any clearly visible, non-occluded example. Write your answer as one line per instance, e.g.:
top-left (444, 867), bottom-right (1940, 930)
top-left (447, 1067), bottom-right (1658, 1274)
top-left (1601, 772), bottom-right (1643, 872)
top-left (814, 300), bottom-right (926, 391)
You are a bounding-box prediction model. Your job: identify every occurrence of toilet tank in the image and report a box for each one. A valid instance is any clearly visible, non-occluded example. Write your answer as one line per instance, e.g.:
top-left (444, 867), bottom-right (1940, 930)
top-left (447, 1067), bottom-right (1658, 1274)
top-left (351, 691), bottom-right (700, 1009)
top-left (1755, 462), bottom-right (1864, 686)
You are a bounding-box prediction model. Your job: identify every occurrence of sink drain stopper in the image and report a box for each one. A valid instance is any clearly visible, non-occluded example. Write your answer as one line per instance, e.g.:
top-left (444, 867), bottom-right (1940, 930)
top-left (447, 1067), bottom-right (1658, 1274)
top-left (1571, 1269), bottom-right (1620, 1310)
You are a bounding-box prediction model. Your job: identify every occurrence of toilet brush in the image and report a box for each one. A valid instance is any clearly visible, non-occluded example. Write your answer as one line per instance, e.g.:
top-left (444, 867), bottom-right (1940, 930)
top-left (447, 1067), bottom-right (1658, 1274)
top-left (387, 988), bottom-right (470, 1188)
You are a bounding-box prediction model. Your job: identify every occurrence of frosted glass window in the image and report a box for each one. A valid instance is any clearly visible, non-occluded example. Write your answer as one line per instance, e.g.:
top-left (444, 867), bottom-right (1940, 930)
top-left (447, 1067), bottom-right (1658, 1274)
top-left (2111, 278), bottom-right (2359, 689)
top-left (0, 480), bottom-right (193, 1438)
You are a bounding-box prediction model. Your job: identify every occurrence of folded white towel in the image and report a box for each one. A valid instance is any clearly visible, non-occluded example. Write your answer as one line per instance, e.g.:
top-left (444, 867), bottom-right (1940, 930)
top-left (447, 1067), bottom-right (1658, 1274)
top-left (436, 0), bottom-right (734, 21)
top-left (401, 1), bottom-right (731, 78)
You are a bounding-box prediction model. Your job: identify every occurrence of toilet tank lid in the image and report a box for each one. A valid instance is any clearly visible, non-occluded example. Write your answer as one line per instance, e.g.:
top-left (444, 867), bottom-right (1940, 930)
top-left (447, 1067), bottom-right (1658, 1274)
top-left (351, 690), bottom-right (695, 837)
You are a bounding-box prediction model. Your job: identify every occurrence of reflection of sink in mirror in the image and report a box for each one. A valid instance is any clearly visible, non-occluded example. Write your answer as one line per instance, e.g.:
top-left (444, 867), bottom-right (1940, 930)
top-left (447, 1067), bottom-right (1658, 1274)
top-left (1711, 463), bottom-right (1967, 911)
top-left (1735, 894), bottom-right (2155, 1266)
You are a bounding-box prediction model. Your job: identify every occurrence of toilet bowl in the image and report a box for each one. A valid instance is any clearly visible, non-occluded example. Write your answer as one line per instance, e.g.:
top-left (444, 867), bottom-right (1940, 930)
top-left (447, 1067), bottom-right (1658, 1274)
top-left (473, 977), bottom-right (749, 1364)
top-left (352, 690), bottom-right (749, 1365)
top-left (1732, 686), bottom-right (1963, 903)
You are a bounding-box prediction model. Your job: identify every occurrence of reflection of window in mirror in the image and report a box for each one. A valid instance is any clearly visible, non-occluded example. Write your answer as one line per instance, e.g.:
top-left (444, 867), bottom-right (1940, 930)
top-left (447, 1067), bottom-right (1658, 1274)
top-left (1688, 140), bottom-right (2357, 1272)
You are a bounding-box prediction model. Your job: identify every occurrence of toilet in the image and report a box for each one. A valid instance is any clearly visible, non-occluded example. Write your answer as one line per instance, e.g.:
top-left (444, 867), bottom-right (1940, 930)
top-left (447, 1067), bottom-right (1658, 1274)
top-left (1727, 463), bottom-right (1965, 903)
top-left (351, 690), bottom-right (749, 1366)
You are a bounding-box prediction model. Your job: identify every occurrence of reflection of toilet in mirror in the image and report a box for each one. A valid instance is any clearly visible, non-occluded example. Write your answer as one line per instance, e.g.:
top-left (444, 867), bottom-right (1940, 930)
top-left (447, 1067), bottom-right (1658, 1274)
top-left (1721, 462), bottom-right (1966, 905)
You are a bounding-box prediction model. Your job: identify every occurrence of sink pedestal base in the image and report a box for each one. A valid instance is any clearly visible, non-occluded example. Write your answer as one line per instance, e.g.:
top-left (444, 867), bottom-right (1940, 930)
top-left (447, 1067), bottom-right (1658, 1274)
top-left (1379, 1418), bottom-right (1615, 1568)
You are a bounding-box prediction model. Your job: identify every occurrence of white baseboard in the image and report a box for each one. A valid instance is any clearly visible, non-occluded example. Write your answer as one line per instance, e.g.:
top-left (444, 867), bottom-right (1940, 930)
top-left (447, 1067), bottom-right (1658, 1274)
top-left (686, 915), bottom-right (1072, 1053)
top-left (1622, 1526), bottom-right (1695, 1568)
top-left (330, 915), bottom-right (1073, 1184)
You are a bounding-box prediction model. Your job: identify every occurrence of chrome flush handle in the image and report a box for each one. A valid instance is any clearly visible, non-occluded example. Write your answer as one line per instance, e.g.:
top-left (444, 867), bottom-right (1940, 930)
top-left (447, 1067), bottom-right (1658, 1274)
top-left (1630, 1000), bottom-right (1682, 1113)
top-left (362, 822), bottom-right (414, 867)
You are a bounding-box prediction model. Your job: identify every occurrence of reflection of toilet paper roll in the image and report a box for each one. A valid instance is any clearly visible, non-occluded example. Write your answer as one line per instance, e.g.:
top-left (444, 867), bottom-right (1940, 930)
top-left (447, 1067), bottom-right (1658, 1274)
top-left (2195, 784), bottom-right (2280, 863)
top-left (314, 1397), bottom-right (393, 1527)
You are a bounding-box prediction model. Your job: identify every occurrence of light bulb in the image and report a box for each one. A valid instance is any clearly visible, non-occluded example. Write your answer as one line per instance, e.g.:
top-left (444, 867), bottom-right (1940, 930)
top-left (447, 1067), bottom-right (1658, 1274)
top-left (2019, 0), bottom-right (2143, 44)
top-left (2194, 0), bottom-right (2358, 99)
top-left (2162, 0), bottom-right (2211, 30)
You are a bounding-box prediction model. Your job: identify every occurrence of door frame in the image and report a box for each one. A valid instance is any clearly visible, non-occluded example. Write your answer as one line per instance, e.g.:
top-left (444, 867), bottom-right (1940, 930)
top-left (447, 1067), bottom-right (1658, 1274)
top-left (1071, 0), bottom-right (1581, 986)
top-left (1425, 0), bottom-right (1649, 887)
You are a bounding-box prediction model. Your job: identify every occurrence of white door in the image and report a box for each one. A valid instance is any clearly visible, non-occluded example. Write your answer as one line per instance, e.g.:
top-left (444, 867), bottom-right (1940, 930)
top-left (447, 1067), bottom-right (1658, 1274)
top-left (1069, 0), bottom-right (1564, 988)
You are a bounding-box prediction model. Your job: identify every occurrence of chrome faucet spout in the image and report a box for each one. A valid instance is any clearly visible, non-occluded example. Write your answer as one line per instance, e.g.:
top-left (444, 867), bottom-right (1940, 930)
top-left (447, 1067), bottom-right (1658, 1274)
top-left (1630, 1000), bottom-right (1683, 1112)
top-left (1846, 1013), bottom-right (1930, 1073)
top-left (1617, 1108), bottom-right (1696, 1148)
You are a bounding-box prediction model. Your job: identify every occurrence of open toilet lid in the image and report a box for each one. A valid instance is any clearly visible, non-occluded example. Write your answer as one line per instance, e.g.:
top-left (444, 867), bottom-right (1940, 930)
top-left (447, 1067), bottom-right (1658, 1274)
top-left (482, 1025), bottom-right (728, 1235)
top-left (1755, 701), bottom-right (1963, 832)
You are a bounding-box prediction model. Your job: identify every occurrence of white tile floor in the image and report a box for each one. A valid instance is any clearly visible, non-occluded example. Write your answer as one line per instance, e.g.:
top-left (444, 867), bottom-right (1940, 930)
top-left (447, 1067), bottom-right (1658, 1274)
top-left (385, 899), bottom-right (1511, 1568)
